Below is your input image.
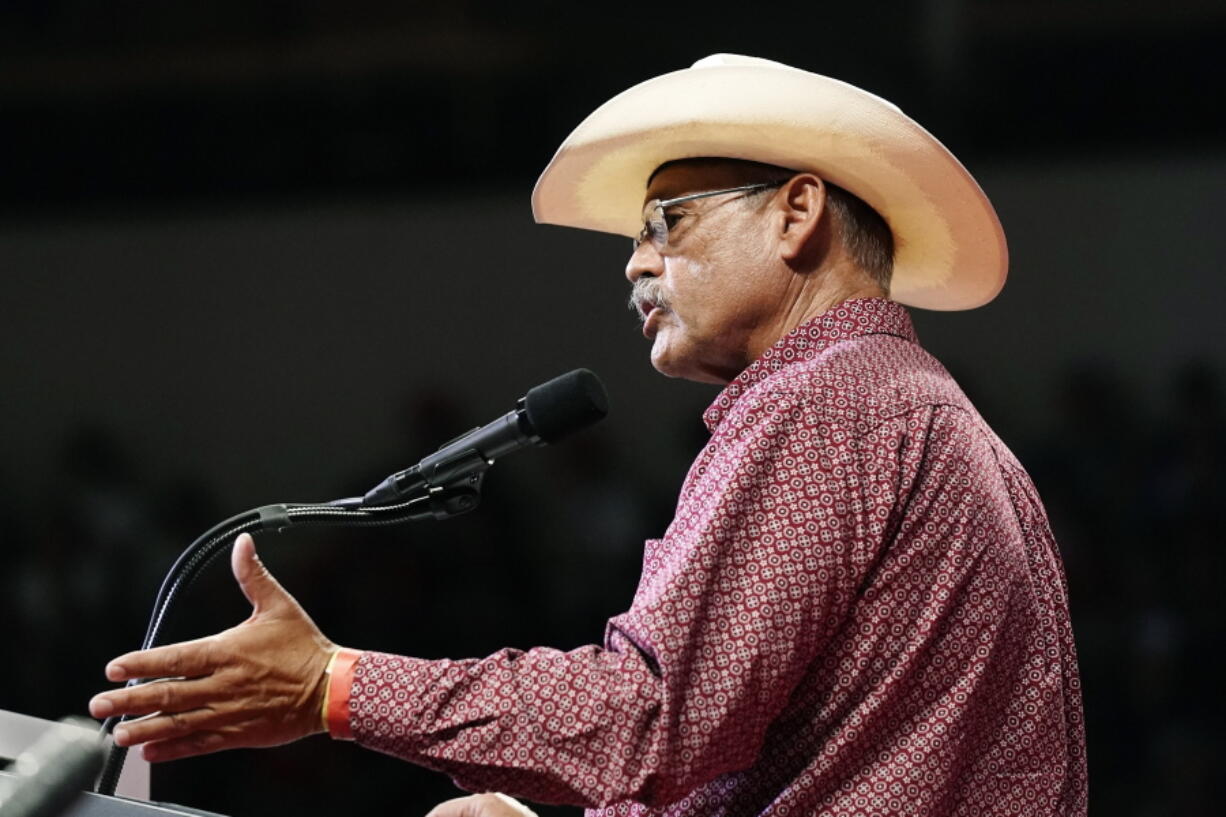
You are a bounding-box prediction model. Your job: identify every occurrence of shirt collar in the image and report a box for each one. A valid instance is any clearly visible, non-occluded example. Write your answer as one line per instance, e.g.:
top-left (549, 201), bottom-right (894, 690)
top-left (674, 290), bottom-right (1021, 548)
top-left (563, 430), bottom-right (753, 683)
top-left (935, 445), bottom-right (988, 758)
top-left (702, 298), bottom-right (918, 431)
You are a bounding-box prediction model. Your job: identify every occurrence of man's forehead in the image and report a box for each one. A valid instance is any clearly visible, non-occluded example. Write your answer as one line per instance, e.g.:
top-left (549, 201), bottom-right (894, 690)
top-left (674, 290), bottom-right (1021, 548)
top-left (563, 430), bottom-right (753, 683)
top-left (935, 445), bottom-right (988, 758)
top-left (643, 165), bottom-right (716, 202)
top-left (643, 158), bottom-right (794, 203)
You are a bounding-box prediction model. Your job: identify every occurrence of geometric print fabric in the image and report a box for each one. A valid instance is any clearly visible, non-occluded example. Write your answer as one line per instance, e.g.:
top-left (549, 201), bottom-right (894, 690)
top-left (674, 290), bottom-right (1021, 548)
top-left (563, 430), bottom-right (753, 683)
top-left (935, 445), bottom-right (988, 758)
top-left (346, 298), bottom-right (1087, 817)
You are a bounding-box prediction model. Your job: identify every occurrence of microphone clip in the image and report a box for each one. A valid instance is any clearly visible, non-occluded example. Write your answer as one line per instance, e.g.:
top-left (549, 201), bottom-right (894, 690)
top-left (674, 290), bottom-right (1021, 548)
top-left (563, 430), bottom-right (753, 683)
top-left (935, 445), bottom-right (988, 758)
top-left (362, 446), bottom-right (493, 507)
top-left (423, 480), bottom-right (483, 520)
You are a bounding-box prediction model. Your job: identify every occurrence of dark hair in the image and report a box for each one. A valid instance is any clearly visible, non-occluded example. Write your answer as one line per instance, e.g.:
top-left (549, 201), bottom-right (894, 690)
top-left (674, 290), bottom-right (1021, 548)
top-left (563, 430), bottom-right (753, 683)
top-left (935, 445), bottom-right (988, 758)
top-left (823, 182), bottom-right (893, 290)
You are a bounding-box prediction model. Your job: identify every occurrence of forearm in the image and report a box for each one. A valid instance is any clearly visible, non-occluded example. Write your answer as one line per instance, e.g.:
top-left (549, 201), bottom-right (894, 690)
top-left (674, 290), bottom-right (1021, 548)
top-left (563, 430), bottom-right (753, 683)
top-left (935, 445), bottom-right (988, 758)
top-left (341, 642), bottom-right (667, 808)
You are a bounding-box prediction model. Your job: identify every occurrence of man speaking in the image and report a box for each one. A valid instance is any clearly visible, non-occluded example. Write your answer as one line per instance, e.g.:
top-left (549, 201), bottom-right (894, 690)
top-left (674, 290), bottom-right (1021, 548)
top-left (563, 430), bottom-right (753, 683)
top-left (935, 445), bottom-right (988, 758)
top-left (90, 55), bottom-right (1087, 816)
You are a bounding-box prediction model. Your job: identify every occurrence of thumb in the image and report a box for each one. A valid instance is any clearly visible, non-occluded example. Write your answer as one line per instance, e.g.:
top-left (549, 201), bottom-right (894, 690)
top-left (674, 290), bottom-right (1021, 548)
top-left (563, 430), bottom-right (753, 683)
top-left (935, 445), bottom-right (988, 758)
top-left (231, 532), bottom-right (289, 614)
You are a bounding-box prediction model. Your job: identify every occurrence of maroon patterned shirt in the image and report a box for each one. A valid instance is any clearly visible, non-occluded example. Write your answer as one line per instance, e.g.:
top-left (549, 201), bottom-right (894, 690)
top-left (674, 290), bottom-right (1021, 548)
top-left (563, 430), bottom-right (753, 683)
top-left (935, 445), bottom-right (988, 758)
top-left (342, 298), bottom-right (1087, 816)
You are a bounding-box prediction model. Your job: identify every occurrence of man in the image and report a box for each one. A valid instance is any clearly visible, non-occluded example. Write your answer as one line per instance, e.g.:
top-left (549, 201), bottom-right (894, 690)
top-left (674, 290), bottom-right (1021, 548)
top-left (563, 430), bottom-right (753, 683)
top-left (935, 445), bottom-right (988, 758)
top-left (90, 55), bottom-right (1086, 816)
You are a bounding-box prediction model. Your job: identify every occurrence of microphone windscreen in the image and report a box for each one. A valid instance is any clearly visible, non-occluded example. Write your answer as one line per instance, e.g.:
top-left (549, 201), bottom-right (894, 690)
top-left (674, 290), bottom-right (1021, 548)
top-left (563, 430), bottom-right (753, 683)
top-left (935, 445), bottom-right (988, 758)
top-left (523, 369), bottom-right (609, 443)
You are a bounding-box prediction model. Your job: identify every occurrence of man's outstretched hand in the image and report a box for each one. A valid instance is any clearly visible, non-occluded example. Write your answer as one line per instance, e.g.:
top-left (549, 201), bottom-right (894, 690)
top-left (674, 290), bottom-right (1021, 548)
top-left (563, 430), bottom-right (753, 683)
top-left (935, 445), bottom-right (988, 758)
top-left (89, 533), bottom-right (338, 762)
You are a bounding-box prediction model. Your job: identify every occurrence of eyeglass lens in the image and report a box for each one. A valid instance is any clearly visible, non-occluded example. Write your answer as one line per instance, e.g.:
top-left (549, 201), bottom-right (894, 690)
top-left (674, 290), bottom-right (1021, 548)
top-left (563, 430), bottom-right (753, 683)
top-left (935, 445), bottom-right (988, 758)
top-left (635, 203), bottom-right (668, 249)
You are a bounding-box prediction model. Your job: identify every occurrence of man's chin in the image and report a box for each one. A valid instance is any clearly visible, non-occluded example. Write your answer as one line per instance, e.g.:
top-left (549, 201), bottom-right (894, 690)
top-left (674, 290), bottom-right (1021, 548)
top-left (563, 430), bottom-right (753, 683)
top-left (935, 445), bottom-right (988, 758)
top-left (649, 340), bottom-right (728, 385)
top-left (649, 336), bottom-right (687, 380)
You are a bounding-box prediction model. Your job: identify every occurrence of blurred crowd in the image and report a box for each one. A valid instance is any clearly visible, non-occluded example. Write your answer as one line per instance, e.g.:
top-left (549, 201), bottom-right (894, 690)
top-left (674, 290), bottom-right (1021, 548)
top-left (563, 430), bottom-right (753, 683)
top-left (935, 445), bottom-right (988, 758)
top-left (1022, 361), bottom-right (1225, 817)
top-left (1, 361), bottom-right (1222, 816)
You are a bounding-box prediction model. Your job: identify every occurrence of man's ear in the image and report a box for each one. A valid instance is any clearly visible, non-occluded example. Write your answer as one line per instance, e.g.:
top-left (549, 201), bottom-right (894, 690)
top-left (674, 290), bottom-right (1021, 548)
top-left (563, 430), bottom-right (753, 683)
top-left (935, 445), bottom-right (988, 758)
top-left (775, 174), bottom-right (828, 263)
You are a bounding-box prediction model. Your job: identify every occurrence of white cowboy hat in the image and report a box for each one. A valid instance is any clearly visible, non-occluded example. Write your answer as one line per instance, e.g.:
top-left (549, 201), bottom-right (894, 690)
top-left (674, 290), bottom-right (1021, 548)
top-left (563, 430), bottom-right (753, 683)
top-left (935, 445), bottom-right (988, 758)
top-left (532, 54), bottom-right (1007, 311)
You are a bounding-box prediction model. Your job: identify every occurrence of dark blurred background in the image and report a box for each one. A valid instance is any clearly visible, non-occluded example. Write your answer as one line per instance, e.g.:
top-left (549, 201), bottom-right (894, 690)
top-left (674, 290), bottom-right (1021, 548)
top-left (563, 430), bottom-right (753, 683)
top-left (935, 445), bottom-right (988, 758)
top-left (1, 2), bottom-right (1223, 816)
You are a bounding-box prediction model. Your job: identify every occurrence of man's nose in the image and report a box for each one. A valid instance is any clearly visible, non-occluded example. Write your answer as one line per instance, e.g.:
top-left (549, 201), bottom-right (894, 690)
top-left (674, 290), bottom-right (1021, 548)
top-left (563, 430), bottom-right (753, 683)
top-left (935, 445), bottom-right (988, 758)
top-left (625, 241), bottom-right (664, 283)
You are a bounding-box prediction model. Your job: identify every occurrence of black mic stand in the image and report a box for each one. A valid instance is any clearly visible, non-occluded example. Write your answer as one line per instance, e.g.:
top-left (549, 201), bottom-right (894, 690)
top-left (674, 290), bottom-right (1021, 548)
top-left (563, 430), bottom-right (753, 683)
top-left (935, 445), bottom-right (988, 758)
top-left (94, 479), bottom-right (484, 797)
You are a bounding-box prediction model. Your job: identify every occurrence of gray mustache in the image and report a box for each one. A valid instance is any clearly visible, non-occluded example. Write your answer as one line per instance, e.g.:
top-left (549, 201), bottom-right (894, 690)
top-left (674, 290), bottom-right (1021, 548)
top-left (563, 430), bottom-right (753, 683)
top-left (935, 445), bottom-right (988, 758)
top-left (628, 278), bottom-right (671, 320)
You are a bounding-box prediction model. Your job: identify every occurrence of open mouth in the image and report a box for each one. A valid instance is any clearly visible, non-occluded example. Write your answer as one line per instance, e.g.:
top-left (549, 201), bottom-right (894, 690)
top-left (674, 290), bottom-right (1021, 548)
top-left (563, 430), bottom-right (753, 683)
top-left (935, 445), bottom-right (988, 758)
top-left (628, 281), bottom-right (669, 325)
top-left (637, 300), bottom-right (667, 339)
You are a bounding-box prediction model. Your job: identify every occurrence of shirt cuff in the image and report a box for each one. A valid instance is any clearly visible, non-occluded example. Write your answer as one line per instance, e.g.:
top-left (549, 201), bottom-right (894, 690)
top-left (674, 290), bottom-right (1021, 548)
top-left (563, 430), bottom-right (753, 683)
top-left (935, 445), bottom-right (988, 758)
top-left (323, 647), bottom-right (362, 740)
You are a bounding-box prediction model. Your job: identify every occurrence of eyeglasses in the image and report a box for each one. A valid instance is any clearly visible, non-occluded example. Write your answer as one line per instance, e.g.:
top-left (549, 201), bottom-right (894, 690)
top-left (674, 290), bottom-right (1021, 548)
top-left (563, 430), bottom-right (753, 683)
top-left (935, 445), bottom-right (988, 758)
top-left (633, 181), bottom-right (784, 250)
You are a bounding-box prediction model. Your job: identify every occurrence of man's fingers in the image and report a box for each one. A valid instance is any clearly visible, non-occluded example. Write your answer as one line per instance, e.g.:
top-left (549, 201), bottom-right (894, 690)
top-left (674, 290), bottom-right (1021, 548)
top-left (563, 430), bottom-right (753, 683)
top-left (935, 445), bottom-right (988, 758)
top-left (425, 795), bottom-right (489, 817)
top-left (230, 533), bottom-right (290, 614)
top-left (110, 705), bottom-right (227, 748)
top-left (90, 676), bottom-right (220, 720)
top-left (139, 731), bottom-right (230, 763)
top-left (104, 637), bottom-right (218, 683)
top-left (425, 794), bottom-right (537, 817)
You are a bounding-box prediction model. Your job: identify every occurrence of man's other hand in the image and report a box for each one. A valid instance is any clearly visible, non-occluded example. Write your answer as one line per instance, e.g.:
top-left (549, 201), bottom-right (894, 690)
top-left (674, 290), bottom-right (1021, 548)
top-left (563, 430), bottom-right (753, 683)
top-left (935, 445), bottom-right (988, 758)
top-left (426, 793), bottom-right (538, 817)
top-left (89, 533), bottom-right (337, 762)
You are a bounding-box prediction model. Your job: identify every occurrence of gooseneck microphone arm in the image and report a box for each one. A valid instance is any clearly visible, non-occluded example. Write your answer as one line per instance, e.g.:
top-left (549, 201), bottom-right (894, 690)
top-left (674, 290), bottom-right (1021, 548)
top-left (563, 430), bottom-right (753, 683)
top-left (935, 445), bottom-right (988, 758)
top-left (93, 369), bottom-right (608, 798)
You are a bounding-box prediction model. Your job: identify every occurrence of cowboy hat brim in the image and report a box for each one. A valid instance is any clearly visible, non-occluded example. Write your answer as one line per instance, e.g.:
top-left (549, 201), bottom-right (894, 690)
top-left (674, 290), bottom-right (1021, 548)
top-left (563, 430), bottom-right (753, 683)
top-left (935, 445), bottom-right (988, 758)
top-left (531, 54), bottom-right (1007, 311)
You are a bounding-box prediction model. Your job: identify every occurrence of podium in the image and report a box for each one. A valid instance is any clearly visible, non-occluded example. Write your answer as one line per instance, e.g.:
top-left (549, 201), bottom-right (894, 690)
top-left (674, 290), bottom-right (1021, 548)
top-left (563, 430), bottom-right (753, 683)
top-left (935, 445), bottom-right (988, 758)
top-left (1, 710), bottom-right (224, 817)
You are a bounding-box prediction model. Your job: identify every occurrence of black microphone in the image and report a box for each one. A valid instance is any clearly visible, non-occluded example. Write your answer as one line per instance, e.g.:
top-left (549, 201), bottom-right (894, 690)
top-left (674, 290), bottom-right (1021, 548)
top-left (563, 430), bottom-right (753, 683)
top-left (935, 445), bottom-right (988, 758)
top-left (362, 368), bottom-right (608, 506)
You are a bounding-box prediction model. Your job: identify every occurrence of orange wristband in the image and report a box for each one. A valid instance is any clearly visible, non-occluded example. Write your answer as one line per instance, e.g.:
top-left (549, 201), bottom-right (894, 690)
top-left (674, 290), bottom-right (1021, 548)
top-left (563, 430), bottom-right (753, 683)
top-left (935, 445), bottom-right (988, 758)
top-left (323, 647), bottom-right (361, 740)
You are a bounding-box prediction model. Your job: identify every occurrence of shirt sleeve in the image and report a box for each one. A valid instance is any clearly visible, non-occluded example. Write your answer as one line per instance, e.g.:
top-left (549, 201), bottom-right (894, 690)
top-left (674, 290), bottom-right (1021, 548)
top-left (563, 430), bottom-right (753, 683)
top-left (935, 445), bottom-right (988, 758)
top-left (343, 387), bottom-right (908, 809)
top-left (348, 641), bottom-right (665, 806)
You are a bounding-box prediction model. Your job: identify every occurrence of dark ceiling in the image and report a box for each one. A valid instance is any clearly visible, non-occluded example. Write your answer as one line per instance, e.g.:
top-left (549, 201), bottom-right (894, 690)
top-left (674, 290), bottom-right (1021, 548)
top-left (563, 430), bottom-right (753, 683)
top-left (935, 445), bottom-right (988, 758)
top-left (2, 1), bottom-right (1223, 214)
